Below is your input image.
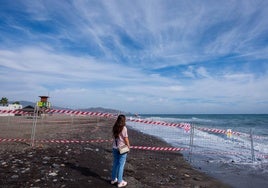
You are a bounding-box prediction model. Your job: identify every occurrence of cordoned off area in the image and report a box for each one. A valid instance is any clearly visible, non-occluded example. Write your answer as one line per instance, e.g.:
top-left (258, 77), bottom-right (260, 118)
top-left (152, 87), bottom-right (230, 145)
top-left (0, 114), bottom-right (232, 188)
top-left (1, 113), bottom-right (268, 163)
top-left (0, 115), bottom-right (114, 150)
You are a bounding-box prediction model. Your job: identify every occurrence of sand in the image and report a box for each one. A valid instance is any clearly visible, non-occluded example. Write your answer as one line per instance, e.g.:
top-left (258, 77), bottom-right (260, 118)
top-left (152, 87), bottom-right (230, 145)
top-left (0, 115), bottom-right (231, 187)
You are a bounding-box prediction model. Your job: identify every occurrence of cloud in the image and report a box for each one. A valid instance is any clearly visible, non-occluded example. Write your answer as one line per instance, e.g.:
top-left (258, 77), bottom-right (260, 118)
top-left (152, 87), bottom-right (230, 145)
top-left (0, 1), bottom-right (268, 113)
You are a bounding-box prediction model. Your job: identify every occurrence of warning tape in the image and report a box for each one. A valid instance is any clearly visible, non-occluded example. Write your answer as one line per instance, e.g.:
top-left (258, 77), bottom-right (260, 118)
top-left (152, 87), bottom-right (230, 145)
top-left (1, 138), bottom-right (267, 158)
top-left (128, 117), bottom-right (191, 129)
top-left (195, 127), bottom-right (241, 136)
top-left (130, 146), bottom-right (187, 151)
top-left (0, 138), bottom-right (187, 152)
top-left (0, 109), bottom-right (116, 117)
top-left (0, 138), bottom-right (113, 144)
top-left (196, 127), bottom-right (268, 140)
top-left (1, 109), bottom-right (267, 140)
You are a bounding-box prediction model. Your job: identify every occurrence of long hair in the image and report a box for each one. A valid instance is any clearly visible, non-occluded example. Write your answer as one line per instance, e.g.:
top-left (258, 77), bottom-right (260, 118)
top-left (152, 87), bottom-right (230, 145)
top-left (112, 114), bottom-right (126, 138)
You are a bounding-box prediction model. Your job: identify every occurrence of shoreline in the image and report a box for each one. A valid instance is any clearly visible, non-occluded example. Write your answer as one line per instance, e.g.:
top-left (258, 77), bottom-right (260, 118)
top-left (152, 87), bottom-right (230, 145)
top-left (0, 116), bottom-right (231, 187)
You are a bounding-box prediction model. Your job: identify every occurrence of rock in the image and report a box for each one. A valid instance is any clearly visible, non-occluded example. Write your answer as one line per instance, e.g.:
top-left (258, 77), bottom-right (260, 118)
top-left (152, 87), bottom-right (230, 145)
top-left (193, 177), bottom-right (202, 181)
top-left (21, 167), bottom-right (30, 174)
top-left (184, 173), bottom-right (190, 178)
top-left (49, 172), bottom-right (58, 176)
top-left (43, 156), bottom-right (50, 160)
top-left (35, 179), bottom-right (41, 182)
top-left (52, 163), bottom-right (60, 169)
top-left (169, 174), bottom-right (176, 180)
top-left (11, 175), bottom-right (19, 179)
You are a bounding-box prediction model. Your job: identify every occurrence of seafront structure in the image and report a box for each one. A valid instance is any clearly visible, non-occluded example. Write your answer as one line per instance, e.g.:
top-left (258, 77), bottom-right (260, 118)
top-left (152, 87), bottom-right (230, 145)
top-left (0, 104), bottom-right (23, 116)
top-left (36, 96), bottom-right (51, 115)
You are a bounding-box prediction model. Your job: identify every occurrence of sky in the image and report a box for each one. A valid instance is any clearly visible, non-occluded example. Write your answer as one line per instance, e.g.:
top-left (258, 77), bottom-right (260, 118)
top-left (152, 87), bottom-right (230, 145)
top-left (0, 0), bottom-right (268, 114)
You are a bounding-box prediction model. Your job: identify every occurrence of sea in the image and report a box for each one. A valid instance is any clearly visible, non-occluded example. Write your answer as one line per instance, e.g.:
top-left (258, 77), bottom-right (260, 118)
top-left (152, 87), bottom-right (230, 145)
top-left (127, 114), bottom-right (268, 188)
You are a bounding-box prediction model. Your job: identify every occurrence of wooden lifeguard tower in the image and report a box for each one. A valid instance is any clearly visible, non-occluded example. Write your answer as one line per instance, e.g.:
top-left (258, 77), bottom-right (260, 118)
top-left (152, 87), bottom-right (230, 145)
top-left (37, 96), bottom-right (51, 109)
top-left (36, 96), bottom-right (51, 115)
top-left (31, 96), bottom-right (52, 146)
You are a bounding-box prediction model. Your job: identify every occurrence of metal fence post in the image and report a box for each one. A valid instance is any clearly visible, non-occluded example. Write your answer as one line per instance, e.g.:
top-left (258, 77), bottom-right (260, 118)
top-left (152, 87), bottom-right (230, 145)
top-left (31, 105), bottom-right (39, 147)
top-left (250, 129), bottom-right (255, 163)
top-left (189, 124), bottom-right (194, 163)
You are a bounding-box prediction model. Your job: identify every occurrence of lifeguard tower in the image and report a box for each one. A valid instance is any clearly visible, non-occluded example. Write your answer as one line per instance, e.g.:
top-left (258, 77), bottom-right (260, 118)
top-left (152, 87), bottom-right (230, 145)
top-left (36, 96), bottom-right (51, 115)
top-left (31, 96), bottom-right (52, 146)
top-left (37, 96), bottom-right (51, 109)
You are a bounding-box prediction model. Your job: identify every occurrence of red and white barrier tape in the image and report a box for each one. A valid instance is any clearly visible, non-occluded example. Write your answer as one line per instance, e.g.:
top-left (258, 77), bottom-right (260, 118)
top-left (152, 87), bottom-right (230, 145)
top-left (1, 109), bottom-right (267, 140)
top-left (0, 109), bottom-right (116, 117)
top-left (195, 127), bottom-right (241, 136)
top-left (128, 117), bottom-right (192, 133)
top-left (0, 138), bottom-right (187, 152)
top-left (1, 138), bottom-right (267, 158)
top-left (0, 138), bottom-right (187, 151)
top-left (130, 146), bottom-right (187, 151)
top-left (0, 138), bottom-right (113, 144)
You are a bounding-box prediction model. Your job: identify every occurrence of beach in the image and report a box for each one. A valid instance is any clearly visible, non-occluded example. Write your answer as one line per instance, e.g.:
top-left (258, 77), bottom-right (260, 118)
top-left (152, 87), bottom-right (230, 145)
top-left (0, 115), bottom-right (231, 187)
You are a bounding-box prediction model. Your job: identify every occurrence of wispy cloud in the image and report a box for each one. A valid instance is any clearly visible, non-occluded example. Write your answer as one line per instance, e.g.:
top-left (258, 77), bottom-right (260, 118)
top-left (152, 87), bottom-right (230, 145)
top-left (0, 0), bottom-right (267, 113)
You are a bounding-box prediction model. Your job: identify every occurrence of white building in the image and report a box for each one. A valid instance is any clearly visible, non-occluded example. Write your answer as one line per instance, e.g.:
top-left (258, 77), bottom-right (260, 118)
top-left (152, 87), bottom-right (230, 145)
top-left (0, 104), bottom-right (23, 116)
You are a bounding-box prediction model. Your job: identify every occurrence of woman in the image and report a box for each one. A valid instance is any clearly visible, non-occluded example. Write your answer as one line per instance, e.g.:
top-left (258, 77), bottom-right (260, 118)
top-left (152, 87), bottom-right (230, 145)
top-left (111, 114), bottom-right (130, 187)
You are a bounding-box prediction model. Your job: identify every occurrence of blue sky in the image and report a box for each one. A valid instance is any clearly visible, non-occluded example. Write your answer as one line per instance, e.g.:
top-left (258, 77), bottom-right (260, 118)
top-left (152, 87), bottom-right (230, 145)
top-left (0, 0), bottom-right (268, 114)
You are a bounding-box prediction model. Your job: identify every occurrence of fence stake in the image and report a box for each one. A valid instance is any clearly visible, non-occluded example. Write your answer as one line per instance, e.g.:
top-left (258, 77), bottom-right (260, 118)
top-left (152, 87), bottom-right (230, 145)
top-left (31, 105), bottom-right (39, 147)
top-left (189, 124), bottom-right (194, 163)
top-left (250, 129), bottom-right (255, 163)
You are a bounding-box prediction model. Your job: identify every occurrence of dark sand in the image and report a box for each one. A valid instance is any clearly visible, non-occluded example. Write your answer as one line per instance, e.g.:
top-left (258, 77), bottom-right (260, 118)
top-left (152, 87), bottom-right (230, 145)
top-left (0, 116), bottom-right (232, 187)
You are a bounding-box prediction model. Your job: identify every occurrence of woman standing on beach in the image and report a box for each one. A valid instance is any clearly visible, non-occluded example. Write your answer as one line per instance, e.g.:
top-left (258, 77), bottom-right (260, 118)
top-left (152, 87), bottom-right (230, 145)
top-left (111, 114), bottom-right (130, 187)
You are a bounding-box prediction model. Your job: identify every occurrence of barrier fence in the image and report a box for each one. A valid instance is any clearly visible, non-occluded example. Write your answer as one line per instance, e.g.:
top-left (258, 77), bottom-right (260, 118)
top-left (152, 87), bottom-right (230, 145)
top-left (0, 109), bottom-right (268, 163)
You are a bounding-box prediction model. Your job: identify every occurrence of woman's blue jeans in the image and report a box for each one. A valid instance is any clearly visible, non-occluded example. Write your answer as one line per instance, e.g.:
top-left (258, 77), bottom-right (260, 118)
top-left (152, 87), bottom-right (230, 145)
top-left (111, 148), bottom-right (127, 183)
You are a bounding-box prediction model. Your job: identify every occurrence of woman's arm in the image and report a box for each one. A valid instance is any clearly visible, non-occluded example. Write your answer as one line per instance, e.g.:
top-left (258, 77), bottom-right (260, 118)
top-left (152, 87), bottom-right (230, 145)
top-left (123, 137), bottom-right (130, 148)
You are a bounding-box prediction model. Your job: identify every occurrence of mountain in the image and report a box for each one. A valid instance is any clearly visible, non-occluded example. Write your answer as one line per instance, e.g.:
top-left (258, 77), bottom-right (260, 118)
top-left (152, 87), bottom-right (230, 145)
top-left (15, 101), bottom-right (36, 107)
top-left (10, 101), bottom-right (126, 113)
top-left (77, 107), bottom-right (125, 114)
top-left (10, 101), bottom-right (69, 110)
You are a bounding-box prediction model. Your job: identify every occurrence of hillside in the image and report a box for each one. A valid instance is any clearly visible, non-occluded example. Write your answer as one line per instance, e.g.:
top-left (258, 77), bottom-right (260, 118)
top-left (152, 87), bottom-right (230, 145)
top-left (9, 101), bottom-right (126, 114)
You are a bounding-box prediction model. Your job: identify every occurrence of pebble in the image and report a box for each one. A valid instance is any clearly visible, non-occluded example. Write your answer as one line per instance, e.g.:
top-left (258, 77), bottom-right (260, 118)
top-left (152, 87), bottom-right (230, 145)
top-left (43, 156), bottom-right (50, 160)
top-left (169, 175), bottom-right (176, 180)
top-left (49, 172), bottom-right (58, 176)
top-left (35, 179), bottom-right (41, 182)
top-left (84, 147), bottom-right (93, 151)
top-left (52, 163), bottom-right (60, 169)
top-left (11, 175), bottom-right (19, 179)
top-left (184, 173), bottom-right (191, 178)
top-left (193, 177), bottom-right (202, 181)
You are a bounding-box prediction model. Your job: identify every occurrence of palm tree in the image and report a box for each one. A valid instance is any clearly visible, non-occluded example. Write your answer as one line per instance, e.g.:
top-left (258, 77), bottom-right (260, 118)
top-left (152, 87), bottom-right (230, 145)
top-left (0, 97), bottom-right (8, 106)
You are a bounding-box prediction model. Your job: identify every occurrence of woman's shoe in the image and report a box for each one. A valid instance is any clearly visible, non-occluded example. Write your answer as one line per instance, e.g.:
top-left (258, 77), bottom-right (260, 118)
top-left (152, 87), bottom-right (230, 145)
top-left (117, 180), bottom-right (127, 187)
top-left (111, 178), bottom-right (118, 184)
